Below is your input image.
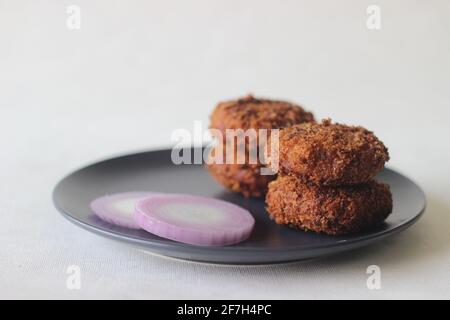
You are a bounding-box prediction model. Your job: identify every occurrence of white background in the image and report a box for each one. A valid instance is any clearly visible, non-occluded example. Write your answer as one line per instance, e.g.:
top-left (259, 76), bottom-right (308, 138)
top-left (1, 0), bottom-right (449, 299)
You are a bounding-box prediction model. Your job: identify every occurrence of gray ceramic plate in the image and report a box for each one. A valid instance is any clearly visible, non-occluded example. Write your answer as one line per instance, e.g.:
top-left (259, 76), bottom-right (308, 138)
top-left (53, 148), bottom-right (426, 264)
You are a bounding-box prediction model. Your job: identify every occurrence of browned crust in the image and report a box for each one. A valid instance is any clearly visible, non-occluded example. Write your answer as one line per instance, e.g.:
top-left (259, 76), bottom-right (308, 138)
top-left (271, 119), bottom-right (389, 186)
top-left (210, 94), bottom-right (315, 133)
top-left (265, 175), bottom-right (393, 235)
top-left (206, 94), bottom-right (315, 197)
top-left (206, 162), bottom-right (275, 198)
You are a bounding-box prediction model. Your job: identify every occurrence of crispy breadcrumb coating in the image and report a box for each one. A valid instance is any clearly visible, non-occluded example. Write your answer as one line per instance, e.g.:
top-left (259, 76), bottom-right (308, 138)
top-left (266, 175), bottom-right (393, 235)
top-left (210, 94), bottom-right (314, 134)
top-left (206, 161), bottom-right (275, 198)
top-left (207, 95), bottom-right (315, 197)
top-left (270, 119), bottom-right (389, 186)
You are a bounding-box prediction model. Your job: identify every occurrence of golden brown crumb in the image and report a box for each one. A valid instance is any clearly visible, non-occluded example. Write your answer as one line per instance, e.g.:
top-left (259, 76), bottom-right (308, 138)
top-left (269, 119), bottom-right (389, 186)
top-left (210, 94), bottom-right (314, 134)
top-left (206, 161), bottom-right (275, 198)
top-left (207, 95), bottom-right (315, 197)
top-left (265, 175), bottom-right (393, 235)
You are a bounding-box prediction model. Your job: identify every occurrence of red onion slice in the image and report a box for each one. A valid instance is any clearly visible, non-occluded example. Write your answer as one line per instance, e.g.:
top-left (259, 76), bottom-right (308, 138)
top-left (135, 194), bottom-right (255, 246)
top-left (90, 192), bottom-right (158, 229)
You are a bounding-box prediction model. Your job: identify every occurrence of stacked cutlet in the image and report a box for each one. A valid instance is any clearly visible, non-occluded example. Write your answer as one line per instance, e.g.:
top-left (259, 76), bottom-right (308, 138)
top-left (265, 119), bottom-right (393, 235)
top-left (206, 95), bottom-right (315, 197)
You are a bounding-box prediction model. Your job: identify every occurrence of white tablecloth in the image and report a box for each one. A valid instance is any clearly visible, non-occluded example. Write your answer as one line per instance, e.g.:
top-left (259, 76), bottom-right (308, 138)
top-left (1, 0), bottom-right (449, 299)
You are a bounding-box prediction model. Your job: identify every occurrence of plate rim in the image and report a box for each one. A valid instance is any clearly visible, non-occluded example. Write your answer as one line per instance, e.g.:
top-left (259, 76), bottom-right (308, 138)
top-left (52, 148), bottom-right (427, 256)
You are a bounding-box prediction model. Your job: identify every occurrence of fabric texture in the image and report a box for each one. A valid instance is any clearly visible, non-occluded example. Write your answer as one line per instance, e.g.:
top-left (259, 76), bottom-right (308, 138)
top-left (1, 0), bottom-right (449, 299)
